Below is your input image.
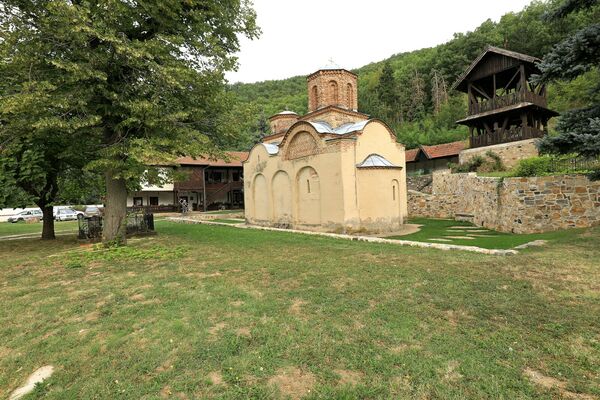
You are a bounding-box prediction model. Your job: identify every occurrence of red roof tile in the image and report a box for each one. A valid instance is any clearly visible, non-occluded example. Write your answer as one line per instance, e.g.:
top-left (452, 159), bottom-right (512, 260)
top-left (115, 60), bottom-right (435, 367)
top-left (176, 151), bottom-right (248, 167)
top-left (420, 141), bottom-right (465, 160)
top-left (405, 148), bottom-right (420, 162)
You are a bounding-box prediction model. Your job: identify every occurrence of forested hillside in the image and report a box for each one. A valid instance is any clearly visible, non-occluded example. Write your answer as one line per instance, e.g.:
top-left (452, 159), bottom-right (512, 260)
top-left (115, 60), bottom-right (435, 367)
top-left (229, 0), bottom-right (599, 149)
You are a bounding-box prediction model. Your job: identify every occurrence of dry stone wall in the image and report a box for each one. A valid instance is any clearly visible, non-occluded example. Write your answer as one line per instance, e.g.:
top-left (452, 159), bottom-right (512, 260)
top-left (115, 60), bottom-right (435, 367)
top-left (409, 172), bottom-right (600, 233)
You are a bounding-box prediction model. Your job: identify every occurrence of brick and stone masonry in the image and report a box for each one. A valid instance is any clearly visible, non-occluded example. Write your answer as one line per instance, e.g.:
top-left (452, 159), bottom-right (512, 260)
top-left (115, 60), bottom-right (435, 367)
top-left (459, 139), bottom-right (539, 169)
top-left (409, 172), bottom-right (600, 233)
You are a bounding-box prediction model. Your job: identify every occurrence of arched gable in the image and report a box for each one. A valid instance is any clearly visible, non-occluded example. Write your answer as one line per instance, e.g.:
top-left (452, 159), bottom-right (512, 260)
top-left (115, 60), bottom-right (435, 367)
top-left (356, 119), bottom-right (399, 143)
top-left (279, 121), bottom-right (324, 160)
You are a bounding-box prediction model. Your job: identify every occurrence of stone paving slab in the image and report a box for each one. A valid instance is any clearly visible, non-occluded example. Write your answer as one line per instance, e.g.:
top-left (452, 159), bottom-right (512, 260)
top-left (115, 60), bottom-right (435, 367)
top-left (167, 218), bottom-right (518, 256)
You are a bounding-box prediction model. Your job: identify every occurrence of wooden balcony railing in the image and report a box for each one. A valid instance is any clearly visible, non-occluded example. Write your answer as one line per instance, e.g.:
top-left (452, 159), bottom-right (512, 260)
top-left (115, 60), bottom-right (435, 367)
top-left (469, 91), bottom-right (547, 115)
top-left (469, 126), bottom-right (546, 148)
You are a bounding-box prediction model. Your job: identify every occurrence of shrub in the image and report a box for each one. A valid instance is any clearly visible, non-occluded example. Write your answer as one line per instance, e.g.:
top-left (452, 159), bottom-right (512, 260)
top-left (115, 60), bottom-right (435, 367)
top-left (485, 150), bottom-right (506, 172)
top-left (511, 156), bottom-right (554, 177)
top-left (510, 154), bottom-right (600, 177)
top-left (451, 152), bottom-right (504, 173)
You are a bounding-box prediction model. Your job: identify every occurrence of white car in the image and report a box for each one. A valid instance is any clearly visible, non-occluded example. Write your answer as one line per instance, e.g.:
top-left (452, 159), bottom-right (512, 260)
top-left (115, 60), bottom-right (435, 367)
top-left (55, 208), bottom-right (80, 221)
top-left (7, 209), bottom-right (43, 223)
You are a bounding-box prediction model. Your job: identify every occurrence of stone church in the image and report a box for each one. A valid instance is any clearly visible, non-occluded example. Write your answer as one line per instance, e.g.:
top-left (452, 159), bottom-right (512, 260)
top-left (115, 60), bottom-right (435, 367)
top-left (243, 65), bottom-right (408, 233)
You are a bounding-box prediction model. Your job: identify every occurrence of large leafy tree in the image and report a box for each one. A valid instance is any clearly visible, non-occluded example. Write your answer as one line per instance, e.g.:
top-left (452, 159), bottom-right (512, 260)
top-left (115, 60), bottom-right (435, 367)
top-left (0, 34), bottom-right (99, 239)
top-left (0, 0), bottom-right (258, 243)
top-left (536, 0), bottom-right (600, 157)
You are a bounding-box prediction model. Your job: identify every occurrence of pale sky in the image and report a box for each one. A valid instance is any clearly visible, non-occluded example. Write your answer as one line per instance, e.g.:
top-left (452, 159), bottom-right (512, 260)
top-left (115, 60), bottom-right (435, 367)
top-left (226, 0), bottom-right (534, 83)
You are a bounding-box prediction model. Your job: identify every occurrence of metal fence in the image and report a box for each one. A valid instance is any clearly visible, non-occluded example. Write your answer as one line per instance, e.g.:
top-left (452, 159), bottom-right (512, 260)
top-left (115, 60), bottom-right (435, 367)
top-left (78, 212), bottom-right (154, 240)
top-left (548, 156), bottom-right (600, 173)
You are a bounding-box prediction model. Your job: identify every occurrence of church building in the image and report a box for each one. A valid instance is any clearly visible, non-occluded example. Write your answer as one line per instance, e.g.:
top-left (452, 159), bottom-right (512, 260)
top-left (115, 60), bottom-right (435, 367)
top-left (243, 64), bottom-right (408, 233)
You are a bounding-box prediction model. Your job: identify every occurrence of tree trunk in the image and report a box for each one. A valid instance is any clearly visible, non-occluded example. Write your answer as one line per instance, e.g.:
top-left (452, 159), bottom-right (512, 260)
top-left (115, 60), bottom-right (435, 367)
top-left (102, 170), bottom-right (128, 245)
top-left (41, 205), bottom-right (55, 240)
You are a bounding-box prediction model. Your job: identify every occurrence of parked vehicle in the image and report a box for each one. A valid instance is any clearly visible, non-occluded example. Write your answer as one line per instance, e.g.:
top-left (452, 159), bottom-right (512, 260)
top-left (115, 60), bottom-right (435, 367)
top-left (7, 209), bottom-right (43, 223)
top-left (84, 205), bottom-right (103, 217)
top-left (55, 208), bottom-right (79, 221)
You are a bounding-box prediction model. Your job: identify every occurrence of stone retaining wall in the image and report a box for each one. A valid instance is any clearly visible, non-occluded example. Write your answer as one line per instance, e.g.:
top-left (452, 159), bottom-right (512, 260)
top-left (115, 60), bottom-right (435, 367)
top-left (409, 173), bottom-right (600, 233)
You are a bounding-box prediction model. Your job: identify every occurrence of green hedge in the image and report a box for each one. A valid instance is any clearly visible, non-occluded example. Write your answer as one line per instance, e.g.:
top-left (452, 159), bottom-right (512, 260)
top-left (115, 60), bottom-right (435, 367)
top-left (511, 155), bottom-right (600, 177)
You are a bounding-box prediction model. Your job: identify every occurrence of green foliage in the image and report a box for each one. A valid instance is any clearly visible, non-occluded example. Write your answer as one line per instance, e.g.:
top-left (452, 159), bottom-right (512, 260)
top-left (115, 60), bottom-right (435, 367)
top-left (535, 0), bottom-right (600, 157)
top-left (229, 0), bottom-right (599, 149)
top-left (1, 0), bottom-right (260, 240)
top-left (485, 151), bottom-right (506, 172)
top-left (511, 156), bottom-right (555, 177)
top-left (452, 155), bottom-right (486, 173)
top-left (510, 154), bottom-right (600, 176)
top-left (450, 151), bottom-right (505, 173)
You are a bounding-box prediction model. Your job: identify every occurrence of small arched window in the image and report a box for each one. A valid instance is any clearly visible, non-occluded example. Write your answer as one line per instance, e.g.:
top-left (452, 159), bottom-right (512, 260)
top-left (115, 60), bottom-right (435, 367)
top-left (329, 80), bottom-right (339, 105)
top-left (311, 85), bottom-right (319, 110)
top-left (346, 83), bottom-right (354, 109)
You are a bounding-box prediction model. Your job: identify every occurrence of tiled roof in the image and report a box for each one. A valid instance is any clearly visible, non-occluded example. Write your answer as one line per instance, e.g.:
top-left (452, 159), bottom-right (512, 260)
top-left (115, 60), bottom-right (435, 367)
top-left (356, 154), bottom-right (399, 168)
top-left (452, 45), bottom-right (541, 92)
top-left (405, 148), bottom-right (420, 162)
top-left (420, 141), bottom-right (465, 159)
top-left (177, 151), bottom-right (248, 167)
top-left (405, 141), bottom-right (465, 163)
top-left (308, 120), bottom-right (369, 135)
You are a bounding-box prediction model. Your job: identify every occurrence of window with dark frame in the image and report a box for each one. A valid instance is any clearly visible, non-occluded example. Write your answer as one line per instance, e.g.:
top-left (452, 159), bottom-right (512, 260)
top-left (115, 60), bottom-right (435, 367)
top-left (133, 197), bottom-right (143, 206)
top-left (149, 197), bottom-right (159, 206)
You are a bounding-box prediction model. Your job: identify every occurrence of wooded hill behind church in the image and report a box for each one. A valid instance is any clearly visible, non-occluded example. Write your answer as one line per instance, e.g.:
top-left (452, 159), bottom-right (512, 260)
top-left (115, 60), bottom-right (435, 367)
top-left (229, 0), bottom-right (599, 151)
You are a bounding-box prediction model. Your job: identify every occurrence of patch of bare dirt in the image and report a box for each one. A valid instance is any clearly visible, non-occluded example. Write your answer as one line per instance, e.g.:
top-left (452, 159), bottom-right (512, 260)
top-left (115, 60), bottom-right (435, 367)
top-left (130, 293), bottom-right (145, 301)
top-left (85, 311), bottom-right (100, 322)
top-left (0, 346), bottom-right (12, 359)
top-left (445, 309), bottom-right (469, 327)
top-left (160, 385), bottom-right (172, 399)
top-left (208, 371), bottom-right (224, 385)
top-left (524, 368), bottom-right (595, 400)
top-left (268, 367), bottom-right (315, 400)
top-left (335, 369), bottom-right (363, 386)
top-left (389, 343), bottom-right (422, 353)
top-left (390, 375), bottom-right (412, 394)
top-left (230, 300), bottom-right (244, 307)
top-left (289, 299), bottom-right (307, 316)
top-left (353, 320), bottom-right (365, 330)
top-left (443, 360), bottom-right (462, 382)
top-left (155, 359), bottom-right (174, 373)
top-left (236, 327), bottom-right (251, 338)
top-left (208, 322), bottom-right (227, 339)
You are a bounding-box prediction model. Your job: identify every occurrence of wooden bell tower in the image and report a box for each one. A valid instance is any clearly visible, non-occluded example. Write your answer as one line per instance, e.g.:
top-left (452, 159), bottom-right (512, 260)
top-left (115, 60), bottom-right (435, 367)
top-left (453, 46), bottom-right (558, 148)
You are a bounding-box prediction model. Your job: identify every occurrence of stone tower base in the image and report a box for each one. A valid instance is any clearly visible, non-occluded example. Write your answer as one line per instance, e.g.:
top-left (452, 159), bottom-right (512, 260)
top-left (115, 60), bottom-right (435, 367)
top-left (459, 139), bottom-right (539, 169)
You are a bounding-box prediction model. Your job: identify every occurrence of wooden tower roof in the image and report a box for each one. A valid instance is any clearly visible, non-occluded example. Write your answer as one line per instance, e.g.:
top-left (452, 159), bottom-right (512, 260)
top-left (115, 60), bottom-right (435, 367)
top-left (452, 46), bottom-right (541, 93)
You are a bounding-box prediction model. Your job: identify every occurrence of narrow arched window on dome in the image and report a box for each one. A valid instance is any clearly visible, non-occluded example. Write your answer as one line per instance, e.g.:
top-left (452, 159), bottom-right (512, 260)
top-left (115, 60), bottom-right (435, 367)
top-left (311, 85), bottom-right (318, 110)
top-left (329, 80), bottom-right (339, 105)
top-left (347, 83), bottom-right (354, 110)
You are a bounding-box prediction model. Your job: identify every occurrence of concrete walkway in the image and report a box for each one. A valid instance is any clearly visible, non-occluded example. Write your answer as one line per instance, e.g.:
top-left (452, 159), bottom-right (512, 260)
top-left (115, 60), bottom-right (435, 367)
top-left (167, 217), bottom-right (518, 256)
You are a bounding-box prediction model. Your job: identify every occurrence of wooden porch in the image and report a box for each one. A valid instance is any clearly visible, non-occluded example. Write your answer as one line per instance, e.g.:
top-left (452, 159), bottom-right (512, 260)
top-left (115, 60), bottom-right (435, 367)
top-left (469, 125), bottom-right (546, 148)
top-left (468, 90), bottom-right (547, 115)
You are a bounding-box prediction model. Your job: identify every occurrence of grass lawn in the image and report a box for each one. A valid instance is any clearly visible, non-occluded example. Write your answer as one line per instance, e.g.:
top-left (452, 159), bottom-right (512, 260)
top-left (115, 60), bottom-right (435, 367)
top-left (1, 221), bottom-right (599, 399)
top-left (389, 218), bottom-right (578, 250)
top-left (211, 218), bottom-right (245, 224)
top-left (0, 221), bottom-right (79, 238)
top-left (203, 210), bottom-right (244, 215)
